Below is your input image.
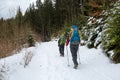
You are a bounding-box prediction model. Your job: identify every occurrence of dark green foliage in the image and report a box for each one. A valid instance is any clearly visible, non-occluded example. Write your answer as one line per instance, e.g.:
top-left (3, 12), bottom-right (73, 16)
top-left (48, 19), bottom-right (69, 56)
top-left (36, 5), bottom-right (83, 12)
top-left (25, 0), bottom-right (56, 41)
top-left (112, 47), bottom-right (120, 63)
top-left (24, 0), bottom-right (85, 40)
top-left (27, 34), bottom-right (35, 47)
top-left (87, 33), bottom-right (98, 48)
top-left (102, 1), bottom-right (120, 63)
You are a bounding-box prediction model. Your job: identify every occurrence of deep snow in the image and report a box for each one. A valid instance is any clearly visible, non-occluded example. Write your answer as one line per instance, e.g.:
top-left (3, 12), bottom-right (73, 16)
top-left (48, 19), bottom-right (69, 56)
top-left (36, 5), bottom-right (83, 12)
top-left (0, 40), bottom-right (120, 80)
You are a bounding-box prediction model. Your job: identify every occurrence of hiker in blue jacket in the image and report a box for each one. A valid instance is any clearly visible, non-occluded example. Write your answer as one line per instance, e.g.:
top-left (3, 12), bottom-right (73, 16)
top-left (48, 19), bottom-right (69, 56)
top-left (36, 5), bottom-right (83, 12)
top-left (66, 25), bottom-right (81, 69)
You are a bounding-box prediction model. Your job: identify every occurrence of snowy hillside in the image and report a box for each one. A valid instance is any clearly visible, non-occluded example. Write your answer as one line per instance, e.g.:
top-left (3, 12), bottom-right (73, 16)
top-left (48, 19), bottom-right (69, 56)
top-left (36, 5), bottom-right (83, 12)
top-left (0, 40), bottom-right (120, 80)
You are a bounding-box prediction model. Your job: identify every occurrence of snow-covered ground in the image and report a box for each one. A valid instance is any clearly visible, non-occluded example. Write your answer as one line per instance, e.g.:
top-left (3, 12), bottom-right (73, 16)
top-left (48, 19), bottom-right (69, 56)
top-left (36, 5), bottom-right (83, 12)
top-left (0, 40), bottom-right (120, 80)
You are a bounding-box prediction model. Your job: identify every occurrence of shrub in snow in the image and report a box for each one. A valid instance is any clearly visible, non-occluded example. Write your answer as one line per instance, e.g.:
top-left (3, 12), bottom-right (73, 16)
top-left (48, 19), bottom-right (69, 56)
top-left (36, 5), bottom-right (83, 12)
top-left (85, 16), bottom-right (103, 49)
top-left (23, 51), bottom-right (34, 67)
top-left (0, 72), bottom-right (5, 80)
top-left (0, 64), bottom-right (7, 80)
top-left (94, 32), bottom-right (102, 48)
top-left (27, 34), bottom-right (35, 47)
top-left (80, 40), bottom-right (86, 46)
top-left (87, 32), bottom-right (98, 48)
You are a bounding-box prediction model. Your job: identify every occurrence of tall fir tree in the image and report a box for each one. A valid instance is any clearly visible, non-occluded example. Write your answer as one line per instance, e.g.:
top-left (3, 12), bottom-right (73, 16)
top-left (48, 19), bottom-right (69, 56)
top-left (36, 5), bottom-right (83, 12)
top-left (106, 1), bottom-right (120, 63)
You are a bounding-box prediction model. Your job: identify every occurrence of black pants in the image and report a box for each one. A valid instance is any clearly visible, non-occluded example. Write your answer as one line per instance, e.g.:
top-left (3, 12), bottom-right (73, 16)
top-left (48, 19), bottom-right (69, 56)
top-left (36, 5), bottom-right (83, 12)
top-left (59, 44), bottom-right (65, 55)
top-left (70, 44), bottom-right (79, 65)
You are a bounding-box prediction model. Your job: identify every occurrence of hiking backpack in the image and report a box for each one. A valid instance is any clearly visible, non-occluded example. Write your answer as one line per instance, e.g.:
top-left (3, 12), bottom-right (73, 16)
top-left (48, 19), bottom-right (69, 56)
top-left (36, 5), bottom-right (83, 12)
top-left (70, 28), bottom-right (80, 44)
top-left (58, 34), bottom-right (66, 45)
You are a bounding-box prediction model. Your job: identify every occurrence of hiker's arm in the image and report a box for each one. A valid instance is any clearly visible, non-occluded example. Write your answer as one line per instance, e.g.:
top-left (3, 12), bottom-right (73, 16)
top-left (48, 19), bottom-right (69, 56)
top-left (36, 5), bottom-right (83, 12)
top-left (66, 37), bottom-right (70, 46)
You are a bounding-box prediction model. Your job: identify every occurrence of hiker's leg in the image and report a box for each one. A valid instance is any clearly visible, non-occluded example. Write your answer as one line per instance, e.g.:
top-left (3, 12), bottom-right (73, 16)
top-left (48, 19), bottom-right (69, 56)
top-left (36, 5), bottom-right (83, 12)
top-left (70, 44), bottom-right (79, 65)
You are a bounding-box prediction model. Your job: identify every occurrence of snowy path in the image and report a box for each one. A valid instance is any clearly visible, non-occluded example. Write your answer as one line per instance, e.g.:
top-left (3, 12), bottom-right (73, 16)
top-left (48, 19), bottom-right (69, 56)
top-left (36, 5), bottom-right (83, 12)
top-left (1, 40), bottom-right (120, 80)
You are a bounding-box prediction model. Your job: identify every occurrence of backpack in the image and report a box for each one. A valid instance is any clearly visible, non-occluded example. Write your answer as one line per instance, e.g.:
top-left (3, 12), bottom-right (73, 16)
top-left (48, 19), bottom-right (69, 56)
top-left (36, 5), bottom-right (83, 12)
top-left (59, 34), bottom-right (66, 45)
top-left (70, 28), bottom-right (80, 45)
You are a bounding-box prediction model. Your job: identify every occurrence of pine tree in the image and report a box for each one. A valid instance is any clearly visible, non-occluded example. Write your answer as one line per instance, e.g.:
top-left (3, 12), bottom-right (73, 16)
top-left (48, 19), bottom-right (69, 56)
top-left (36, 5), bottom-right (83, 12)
top-left (108, 1), bottom-right (120, 63)
top-left (104, 1), bottom-right (120, 63)
top-left (15, 7), bottom-right (23, 27)
top-left (27, 34), bottom-right (35, 47)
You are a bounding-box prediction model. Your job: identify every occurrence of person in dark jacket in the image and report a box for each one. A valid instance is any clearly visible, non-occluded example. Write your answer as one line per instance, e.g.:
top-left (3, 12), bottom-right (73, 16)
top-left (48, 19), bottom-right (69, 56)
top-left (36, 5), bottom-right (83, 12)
top-left (58, 33), bottom-right (66, 57)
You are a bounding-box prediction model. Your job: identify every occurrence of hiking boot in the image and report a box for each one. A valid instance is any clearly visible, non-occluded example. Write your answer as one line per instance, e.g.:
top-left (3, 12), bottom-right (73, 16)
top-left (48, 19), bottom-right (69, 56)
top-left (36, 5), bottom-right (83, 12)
top-left (73, 64), bottom-right (78, 69)
top-left (60, 54), bottom-right (64, 57)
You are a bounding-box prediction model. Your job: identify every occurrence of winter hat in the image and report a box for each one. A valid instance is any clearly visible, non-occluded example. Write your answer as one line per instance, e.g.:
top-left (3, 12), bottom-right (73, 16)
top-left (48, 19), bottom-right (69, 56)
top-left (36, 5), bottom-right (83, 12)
top-left (71, 25), bottom-right (78, 29)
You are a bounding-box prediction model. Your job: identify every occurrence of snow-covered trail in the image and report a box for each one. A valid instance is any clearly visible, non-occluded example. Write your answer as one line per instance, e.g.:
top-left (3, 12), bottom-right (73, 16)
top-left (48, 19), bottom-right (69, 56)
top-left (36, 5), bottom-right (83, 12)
top-left (4, 40), bottom-right (120, 80)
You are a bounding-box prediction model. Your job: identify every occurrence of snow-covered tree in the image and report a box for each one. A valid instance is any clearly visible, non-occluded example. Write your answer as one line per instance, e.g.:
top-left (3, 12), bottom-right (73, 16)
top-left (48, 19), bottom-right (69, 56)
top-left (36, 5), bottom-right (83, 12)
top-left (102, 0), bottom-right (120, 63)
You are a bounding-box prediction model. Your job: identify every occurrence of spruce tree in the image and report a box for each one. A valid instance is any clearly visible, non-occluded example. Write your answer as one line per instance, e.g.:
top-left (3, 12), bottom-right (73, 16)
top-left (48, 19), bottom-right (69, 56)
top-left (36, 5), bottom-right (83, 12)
top-left (105, 1), bottom-right (120, 63)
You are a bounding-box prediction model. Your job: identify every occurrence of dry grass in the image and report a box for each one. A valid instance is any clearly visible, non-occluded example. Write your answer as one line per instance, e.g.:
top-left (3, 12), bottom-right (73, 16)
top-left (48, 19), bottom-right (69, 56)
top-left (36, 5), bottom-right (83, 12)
top-left (0, 20), bottom-right (41, 58)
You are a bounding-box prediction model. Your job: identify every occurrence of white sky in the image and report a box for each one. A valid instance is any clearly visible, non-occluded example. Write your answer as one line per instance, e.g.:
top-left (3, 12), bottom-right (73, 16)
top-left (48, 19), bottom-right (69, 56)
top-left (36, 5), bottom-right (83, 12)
top-left (0, 0), bottom-right (44, 19)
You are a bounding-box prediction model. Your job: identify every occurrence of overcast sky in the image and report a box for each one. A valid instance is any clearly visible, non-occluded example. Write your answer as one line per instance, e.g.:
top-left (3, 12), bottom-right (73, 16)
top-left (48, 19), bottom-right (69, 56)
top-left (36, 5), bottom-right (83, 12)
top-left (0, 0), bottom-right (44, 19)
